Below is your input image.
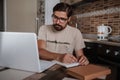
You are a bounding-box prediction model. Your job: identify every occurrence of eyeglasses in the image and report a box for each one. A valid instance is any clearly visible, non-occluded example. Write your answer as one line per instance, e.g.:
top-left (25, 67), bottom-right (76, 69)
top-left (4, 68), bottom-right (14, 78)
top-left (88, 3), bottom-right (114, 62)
top-left (52, 14), bottom-right (68, 23)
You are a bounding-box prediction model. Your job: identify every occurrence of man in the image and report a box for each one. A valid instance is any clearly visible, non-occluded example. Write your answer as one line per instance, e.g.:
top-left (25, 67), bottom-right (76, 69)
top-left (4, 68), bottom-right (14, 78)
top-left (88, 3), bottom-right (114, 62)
top-left (37, 2), bottom-right (89, 65)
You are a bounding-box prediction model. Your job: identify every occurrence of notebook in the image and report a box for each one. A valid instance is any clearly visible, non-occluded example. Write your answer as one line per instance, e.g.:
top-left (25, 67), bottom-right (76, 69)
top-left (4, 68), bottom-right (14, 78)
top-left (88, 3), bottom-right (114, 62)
top-left (52, 60), bottom-right (80, 68)
top-left (0, 32), bottom-right (55, 73)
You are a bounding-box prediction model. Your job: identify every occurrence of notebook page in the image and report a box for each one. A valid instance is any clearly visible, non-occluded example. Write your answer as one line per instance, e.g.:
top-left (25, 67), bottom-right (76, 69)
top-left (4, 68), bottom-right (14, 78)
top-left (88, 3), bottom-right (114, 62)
top-left (52, 60), bottom-right (80, 68)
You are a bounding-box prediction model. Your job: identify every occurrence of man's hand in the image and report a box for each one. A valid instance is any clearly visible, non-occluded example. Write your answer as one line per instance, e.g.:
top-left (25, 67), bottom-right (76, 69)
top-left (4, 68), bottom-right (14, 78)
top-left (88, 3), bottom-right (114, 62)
top-left (59, 53), bottom-right (89, 66)
top-left (61, 53), bottom-right (77, 63)
top-left (77, 55), bottom-right (89, 66)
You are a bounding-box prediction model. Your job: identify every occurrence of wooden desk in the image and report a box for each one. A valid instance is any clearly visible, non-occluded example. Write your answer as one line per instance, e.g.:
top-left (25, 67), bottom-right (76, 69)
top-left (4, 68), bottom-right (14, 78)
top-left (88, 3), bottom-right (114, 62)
top-left (24, 64), bottom-right (68, 80)
top-left (24, 64), bottom-right (111, 80)
top-left (0, 64), bottom-right (111, 80)
top-left (0, 64), bottom-right (69, 80)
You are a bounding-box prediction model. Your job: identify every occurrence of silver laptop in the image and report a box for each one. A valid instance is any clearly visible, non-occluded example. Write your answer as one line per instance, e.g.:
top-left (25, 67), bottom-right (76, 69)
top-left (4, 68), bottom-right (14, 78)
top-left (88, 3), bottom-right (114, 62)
top-left (0, 32), bottom-right (55, 73)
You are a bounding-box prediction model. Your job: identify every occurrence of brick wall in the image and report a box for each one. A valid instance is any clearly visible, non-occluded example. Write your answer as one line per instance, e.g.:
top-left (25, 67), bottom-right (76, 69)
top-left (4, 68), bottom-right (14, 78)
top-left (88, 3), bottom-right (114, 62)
top-left (74, 0), bottom-right (120, 35)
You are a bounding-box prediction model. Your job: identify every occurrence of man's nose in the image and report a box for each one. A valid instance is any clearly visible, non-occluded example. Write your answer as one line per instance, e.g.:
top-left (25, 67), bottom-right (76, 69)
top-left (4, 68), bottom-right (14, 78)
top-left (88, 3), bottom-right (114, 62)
top-left (56, 19), bottom-right (60, 24)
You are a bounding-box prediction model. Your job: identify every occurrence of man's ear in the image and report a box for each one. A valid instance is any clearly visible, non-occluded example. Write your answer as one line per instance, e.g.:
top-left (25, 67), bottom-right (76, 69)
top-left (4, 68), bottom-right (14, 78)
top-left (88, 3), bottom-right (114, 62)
top-left (68, 17), bottom-right (71, 22)
top-left (68, 17), bottom-right (71, 21)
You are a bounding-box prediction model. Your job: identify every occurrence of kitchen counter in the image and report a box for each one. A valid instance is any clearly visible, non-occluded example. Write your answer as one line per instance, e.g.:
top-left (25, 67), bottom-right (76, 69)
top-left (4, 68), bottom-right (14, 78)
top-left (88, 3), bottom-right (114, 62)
top-left (82, 33), bottom-right (120, 46)
top-left (84, 38), bottom-right (120, 47)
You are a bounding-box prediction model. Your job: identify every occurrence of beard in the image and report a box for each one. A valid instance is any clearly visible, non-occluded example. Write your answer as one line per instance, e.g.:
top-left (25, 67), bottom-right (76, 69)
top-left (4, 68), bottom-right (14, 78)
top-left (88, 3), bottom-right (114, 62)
top-left (53, 24), bottom-right (65, 31)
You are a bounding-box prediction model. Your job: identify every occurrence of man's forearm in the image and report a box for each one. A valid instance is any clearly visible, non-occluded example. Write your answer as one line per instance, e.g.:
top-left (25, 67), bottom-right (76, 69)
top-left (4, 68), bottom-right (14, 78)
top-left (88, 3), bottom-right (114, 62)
top-left (75, 49), bottom-right (84, 58)
top-left (38, 48), bottom-right (64, 61)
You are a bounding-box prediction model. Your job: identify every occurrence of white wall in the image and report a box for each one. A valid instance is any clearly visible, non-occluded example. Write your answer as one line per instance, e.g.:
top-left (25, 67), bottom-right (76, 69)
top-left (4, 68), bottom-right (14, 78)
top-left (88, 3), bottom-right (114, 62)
top-left (45, 0), bottom-right (60, 25)
top-left (4, 0), bottom-right (37, 33)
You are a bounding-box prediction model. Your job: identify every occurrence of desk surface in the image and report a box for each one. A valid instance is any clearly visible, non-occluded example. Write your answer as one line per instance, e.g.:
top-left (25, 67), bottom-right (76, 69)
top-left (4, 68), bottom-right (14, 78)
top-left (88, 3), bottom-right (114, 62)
top-left (0, 64), bottom-right (74, 80)
top-left (24, 64), bottom-right (70, 80)
top-left (0, 64), bottom-right (111, 80)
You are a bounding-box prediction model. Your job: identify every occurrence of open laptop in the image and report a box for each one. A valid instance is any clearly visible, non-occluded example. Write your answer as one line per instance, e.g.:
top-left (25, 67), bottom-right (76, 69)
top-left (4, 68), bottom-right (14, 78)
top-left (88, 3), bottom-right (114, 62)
top-left (0, 32), bottom-right (55, 73)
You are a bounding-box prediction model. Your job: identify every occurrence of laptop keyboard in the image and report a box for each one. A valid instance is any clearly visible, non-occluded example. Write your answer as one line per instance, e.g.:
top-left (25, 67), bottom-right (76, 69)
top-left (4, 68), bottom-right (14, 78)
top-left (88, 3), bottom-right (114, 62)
top-left (40, 60), bottom-right (56, 72)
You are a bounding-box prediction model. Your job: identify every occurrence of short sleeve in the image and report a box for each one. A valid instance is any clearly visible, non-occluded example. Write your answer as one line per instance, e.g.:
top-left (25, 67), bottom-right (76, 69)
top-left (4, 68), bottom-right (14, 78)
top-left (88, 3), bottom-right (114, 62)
top-left (37, 25), bottom-right (46, 41)
top-left (74, 29), bottom-right (85, 51)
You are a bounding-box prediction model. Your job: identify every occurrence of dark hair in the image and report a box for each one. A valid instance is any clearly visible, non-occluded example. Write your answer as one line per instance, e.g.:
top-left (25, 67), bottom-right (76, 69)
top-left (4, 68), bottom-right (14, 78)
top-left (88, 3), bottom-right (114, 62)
top-left (53, 2), bottom-right (73, 18)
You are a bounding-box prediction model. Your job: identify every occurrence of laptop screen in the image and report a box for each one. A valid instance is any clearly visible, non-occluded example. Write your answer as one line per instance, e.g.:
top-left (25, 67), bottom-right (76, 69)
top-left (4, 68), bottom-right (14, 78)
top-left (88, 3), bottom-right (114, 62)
top-left (0, 32), bottom-right (41, 72)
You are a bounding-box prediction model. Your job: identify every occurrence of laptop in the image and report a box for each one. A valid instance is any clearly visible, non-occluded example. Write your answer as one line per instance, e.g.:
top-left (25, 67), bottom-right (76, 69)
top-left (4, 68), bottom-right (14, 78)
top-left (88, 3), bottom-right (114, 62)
top-left (0, 32), bottom-right (55, 73)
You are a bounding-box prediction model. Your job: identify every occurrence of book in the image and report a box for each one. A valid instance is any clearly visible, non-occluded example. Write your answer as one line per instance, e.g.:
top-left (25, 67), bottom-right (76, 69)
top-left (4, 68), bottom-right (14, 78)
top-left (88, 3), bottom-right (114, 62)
top-left (67, 64), bottom-right (111, 80)
top-left (52, 60), bottom-right (80, 68)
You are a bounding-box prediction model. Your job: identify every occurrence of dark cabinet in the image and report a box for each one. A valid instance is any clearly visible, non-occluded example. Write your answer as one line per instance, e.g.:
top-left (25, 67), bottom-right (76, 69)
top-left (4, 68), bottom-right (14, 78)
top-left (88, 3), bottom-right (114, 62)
top-left (84, 41), bottom-right (120, 80)
top-left (97, 44), bottom-right (120, 65)
top-left (83, 42), bottom-right (99, 63)
top-left (97, 44), bottom-right (120, 80)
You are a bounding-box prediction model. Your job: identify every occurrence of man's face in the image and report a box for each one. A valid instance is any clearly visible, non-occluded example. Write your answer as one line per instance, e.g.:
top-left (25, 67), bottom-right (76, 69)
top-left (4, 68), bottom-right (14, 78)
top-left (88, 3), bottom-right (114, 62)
top-left (52, 11), bottom-right (69, 31)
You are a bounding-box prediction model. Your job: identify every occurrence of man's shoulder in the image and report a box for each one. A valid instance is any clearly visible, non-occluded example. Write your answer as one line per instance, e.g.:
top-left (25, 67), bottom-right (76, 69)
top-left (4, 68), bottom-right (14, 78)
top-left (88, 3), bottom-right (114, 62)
top-left (40, 25), bottom-right (52, 29)
top-left (67, 25), bottom-right (80, 31)
top-left (40, 25), bottom-right (52, 27)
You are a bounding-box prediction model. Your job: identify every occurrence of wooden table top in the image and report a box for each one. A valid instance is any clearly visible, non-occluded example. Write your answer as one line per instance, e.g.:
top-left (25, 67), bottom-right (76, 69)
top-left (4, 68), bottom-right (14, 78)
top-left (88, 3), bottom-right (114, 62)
top-left (24, 64), bottom-right (72, 80)
top-left (23, 64), bottom-right (111, 80)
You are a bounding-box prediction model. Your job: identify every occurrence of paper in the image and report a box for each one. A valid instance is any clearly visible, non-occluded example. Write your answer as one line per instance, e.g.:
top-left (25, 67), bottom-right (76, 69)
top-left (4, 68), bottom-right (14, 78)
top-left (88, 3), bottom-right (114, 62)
top-left (52, 60), bottom-right (79, 68)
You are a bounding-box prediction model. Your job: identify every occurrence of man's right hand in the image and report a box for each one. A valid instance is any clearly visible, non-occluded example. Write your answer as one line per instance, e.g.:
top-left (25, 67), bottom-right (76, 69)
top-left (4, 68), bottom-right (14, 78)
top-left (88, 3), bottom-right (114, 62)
top-left (61, 53), bottom-right (77, 63)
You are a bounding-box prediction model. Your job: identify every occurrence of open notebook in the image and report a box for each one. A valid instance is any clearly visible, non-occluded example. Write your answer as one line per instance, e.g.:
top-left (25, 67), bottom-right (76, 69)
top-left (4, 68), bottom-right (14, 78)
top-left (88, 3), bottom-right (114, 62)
top-left (0, 32), bottom-right (55, 73)
top-left (52, 60), bottom-right (80, 68)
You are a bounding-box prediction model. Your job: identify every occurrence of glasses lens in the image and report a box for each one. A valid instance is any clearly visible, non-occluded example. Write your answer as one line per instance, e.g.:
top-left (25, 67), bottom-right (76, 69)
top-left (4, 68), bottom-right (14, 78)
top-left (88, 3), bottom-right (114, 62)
top-left (52, 14), bottom-right (68, 23)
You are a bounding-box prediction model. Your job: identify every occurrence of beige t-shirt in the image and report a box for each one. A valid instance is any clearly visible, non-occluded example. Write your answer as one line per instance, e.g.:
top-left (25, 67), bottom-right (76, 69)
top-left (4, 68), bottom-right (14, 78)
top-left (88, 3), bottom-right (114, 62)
top-left (38, 25), bottom-right (85, 54)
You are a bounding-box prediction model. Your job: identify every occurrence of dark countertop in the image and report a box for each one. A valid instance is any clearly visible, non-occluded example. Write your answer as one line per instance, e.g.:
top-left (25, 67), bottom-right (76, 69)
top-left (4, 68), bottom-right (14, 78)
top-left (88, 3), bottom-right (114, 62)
top-left (82, 34), bottom-right (120, 47)
top-left (84, 38), bottom-right (120, 47)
